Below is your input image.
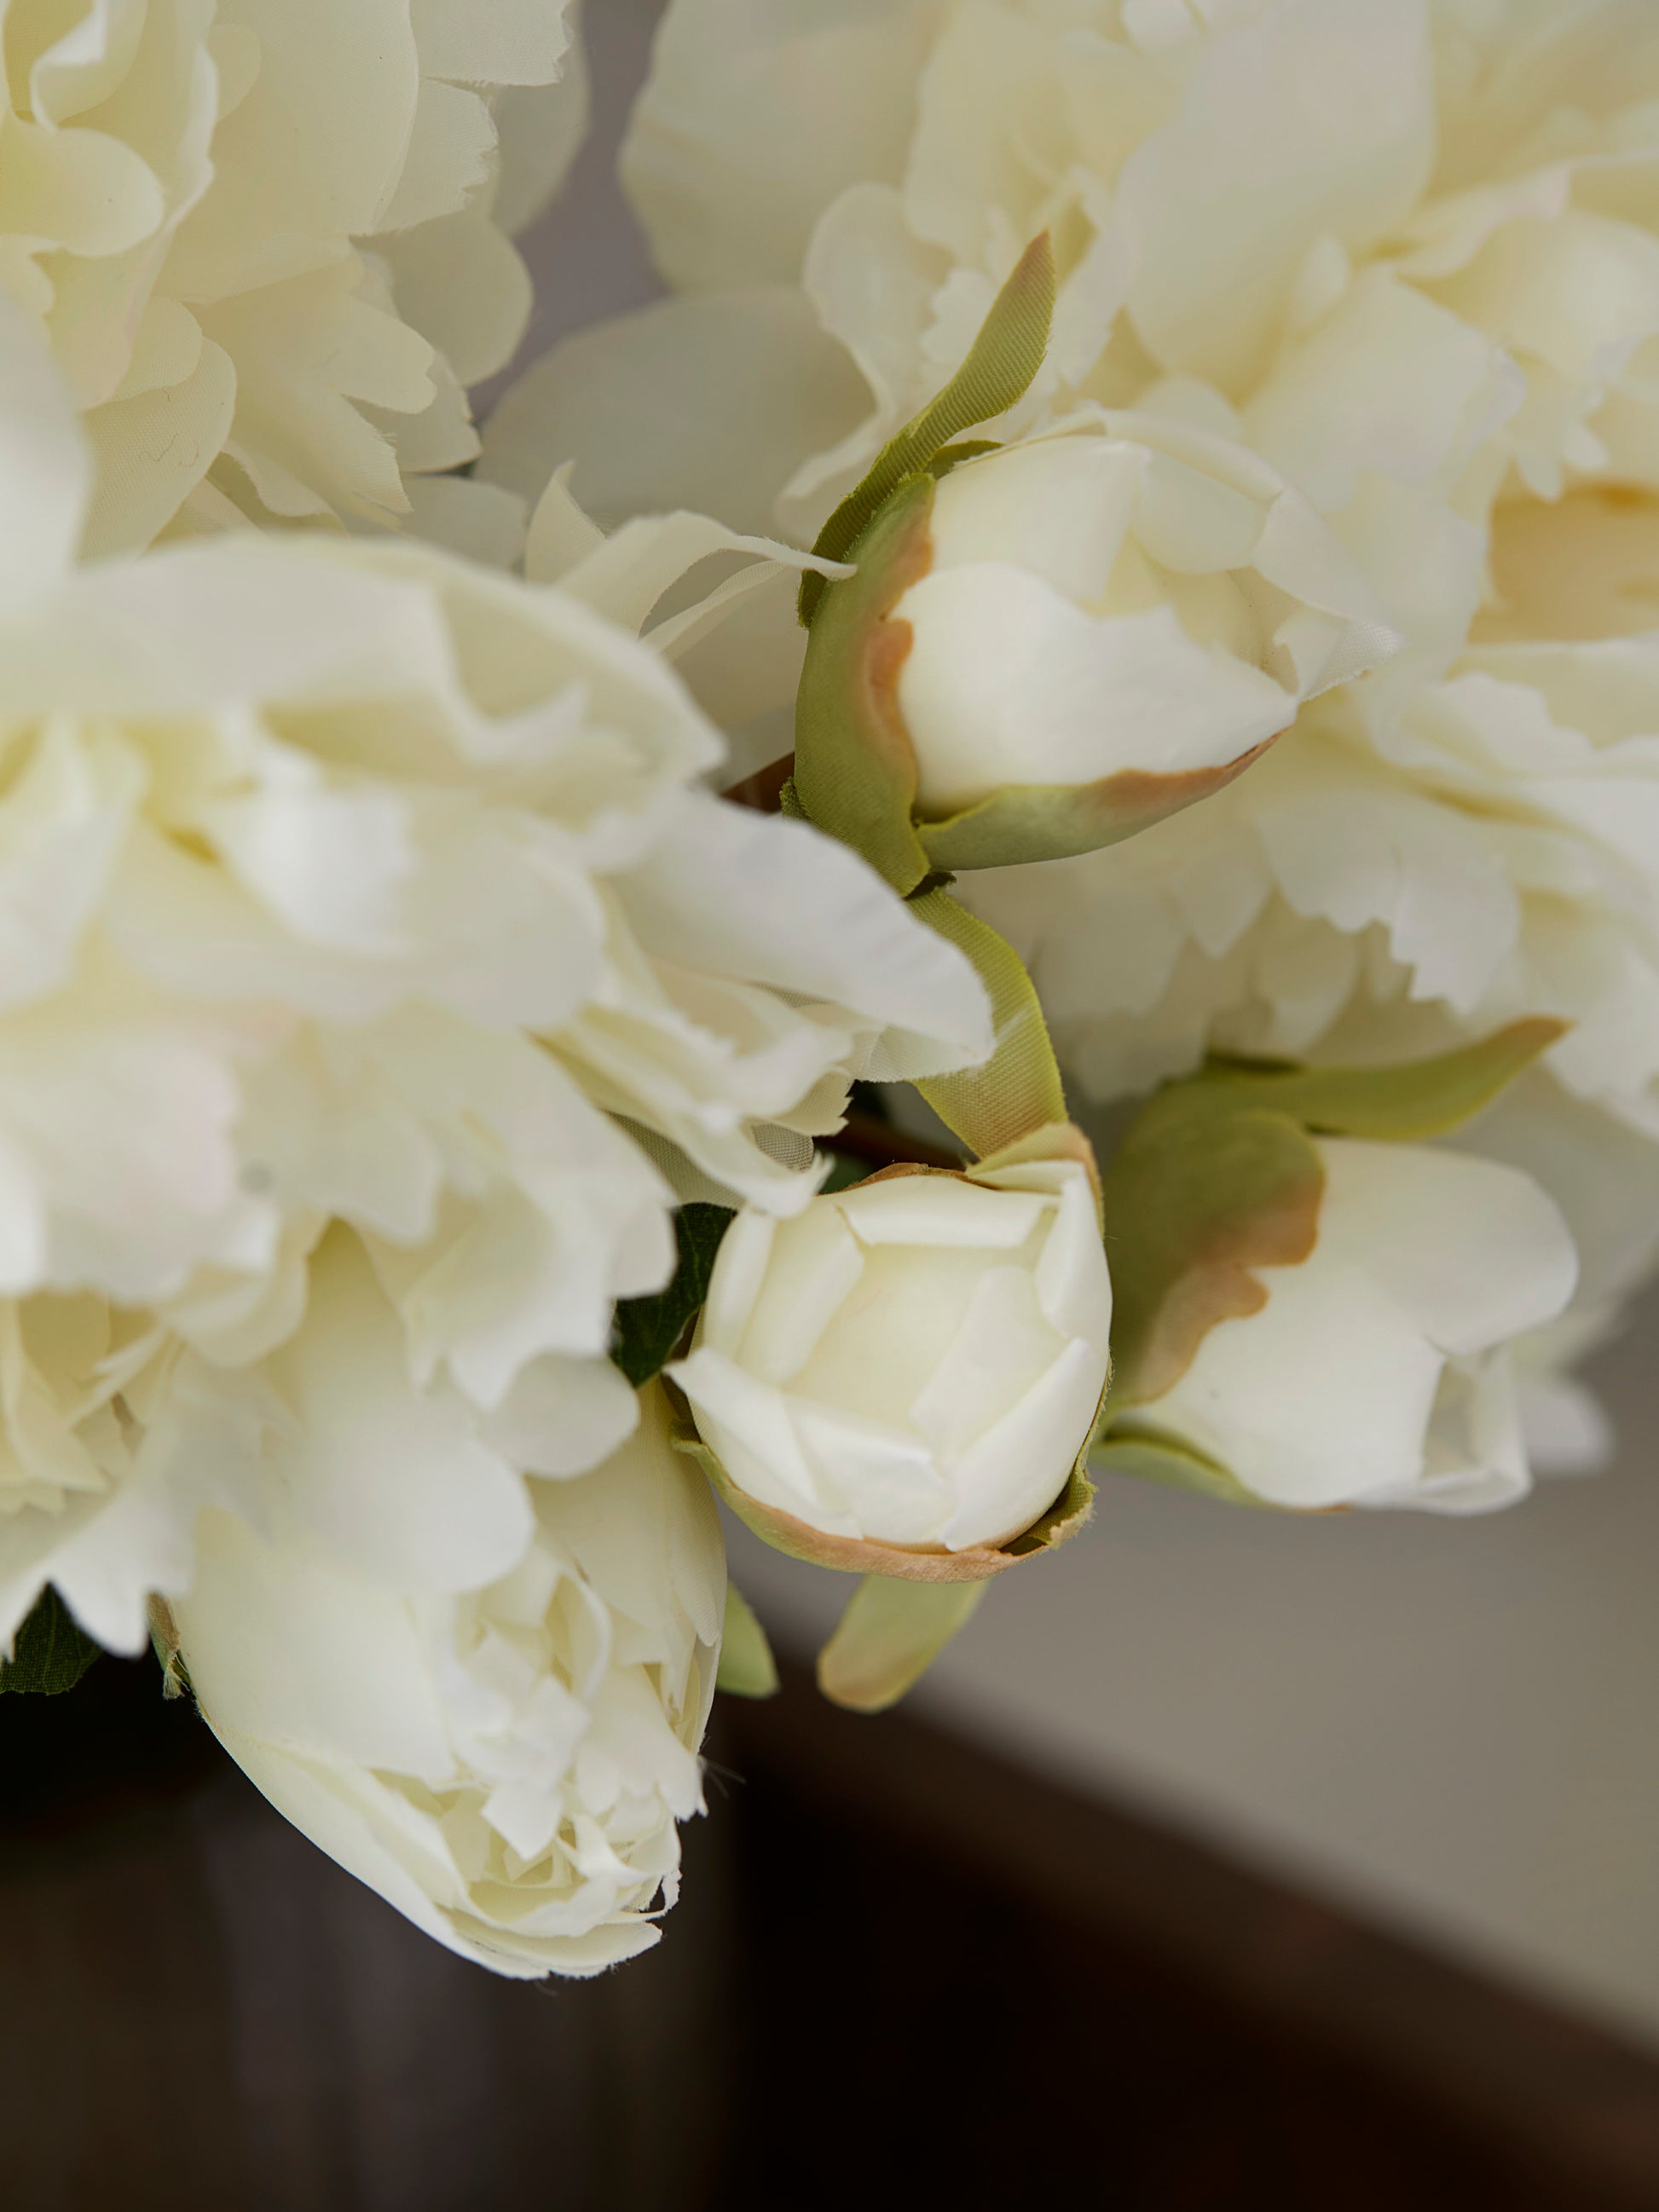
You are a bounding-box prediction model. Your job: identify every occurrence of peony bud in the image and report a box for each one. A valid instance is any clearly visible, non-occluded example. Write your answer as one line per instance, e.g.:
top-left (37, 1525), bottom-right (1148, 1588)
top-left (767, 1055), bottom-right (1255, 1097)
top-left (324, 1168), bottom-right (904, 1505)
top-left (795, 412), bottom-right (1397, 885)
top-left (1105, 1139), bottom-right (1578, 1515)
top-left (670, 1141), bottom-right (1112, 1562)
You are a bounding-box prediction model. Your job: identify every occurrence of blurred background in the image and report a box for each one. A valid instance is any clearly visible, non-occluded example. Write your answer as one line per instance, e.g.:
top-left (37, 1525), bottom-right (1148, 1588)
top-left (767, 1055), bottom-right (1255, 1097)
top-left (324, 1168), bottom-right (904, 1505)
top-left (6, 4), bottom-right (1659, 2206)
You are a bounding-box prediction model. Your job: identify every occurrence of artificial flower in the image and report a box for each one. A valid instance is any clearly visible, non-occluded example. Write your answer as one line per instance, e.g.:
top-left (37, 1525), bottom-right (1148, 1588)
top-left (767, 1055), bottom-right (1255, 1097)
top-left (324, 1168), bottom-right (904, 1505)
top-left (610, 0), bottom-right (1659, 587)
top-left (520, 0), bottom-right (1659, 1380)
top-left (0, 310), bottom-right (991, 1652)
top-left (973, 621), bottom-right (1659, 1138)
top-left (795, 409), bottom-right (1395, 878)
top-left (166, 1339), bottom-right (722, 1979)
top-left (673, 1145), bottom-right (1111, 1556)
top-left (1104, 1138), bottom-right (1578, 1514)
top-left (1, 0), bottom-right (588, 555)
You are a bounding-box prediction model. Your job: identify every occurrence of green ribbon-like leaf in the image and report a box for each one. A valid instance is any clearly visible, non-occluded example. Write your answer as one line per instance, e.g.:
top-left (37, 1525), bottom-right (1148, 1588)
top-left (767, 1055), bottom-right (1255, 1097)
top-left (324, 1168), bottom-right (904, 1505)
top-left (611, 1203), bottom-right (735, 1388)
top-left (1, 1587), bottom-right (103, 1696)
top-left (910, 888), bottom-right (1068, 1161)
top-left (799, 233), bottom-right (1057, 626)
top-left (716, 1584), bottom-right (779, 1700)
top-left (818, 1577), bottom-right (986, 1714)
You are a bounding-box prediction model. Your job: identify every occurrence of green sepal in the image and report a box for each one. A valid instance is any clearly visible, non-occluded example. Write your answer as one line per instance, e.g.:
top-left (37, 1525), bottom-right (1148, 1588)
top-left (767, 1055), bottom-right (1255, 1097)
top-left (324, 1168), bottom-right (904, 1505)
top-left (1090, 1430), bottom-right (1264, 1509)
top-left (794, 474), bottom-right (936, 895)
top-left (1, 1588), bottom-right (103, 1696)
top-left (799, 232), bottom-right (1056, 626)
top-left (1189, 1018), bottom-right (1568, 1141)
top-left (148, 1598), bottom-right (192, 1700)
top-left (909, 888), bottom-right (1068, 1160)
top-left (1099, 1093), bottom-right (1325, 1416)
top-left (611, 1203), bottom-right (735, 1388)
top-left (716, 1584), bottom-right (779, 1700)
top-left (818, 1578), bottom-right (986, 1714)
top-left (1003, 1454), bottom-right (1096, 1556)
top-left (671, 1411), bottom-right (1095, 1585)
top-left (916, 741), bottom-right (1275, 874)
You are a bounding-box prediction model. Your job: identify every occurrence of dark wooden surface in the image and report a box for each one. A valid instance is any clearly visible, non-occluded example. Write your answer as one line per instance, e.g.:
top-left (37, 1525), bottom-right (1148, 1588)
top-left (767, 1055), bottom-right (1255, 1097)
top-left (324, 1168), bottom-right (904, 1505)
top-left (3, 1655), bottom-right (1658, 2210)
top-left (716, 1674), bottom-right (1659, 2211)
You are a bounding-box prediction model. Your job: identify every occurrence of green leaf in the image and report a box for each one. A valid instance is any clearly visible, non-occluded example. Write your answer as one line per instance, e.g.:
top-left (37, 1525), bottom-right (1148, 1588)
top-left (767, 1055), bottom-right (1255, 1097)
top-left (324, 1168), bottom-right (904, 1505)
top-left (818, 1577), bottom-right (986, 1714)
top-left (1192, 1019), bottom-right (1567, 1141)
top-left (0, 1587), bottom-right (103, 1696)
top-left (909, 887), bottom-right (1068, 1160)
top-left (716, 1584), bottom-right (779, 1700)
top-left (611, 1203), bottom-right (735, 1388)
top-left (799, 232), bottom-right (1057, 625)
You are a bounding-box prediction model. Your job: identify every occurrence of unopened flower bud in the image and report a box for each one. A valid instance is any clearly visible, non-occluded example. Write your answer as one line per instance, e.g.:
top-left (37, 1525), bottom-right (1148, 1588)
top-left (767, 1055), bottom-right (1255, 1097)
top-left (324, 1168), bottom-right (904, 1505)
top-left (903, 417), bottom-right (1394, 845)
top-left (672, 1145), bottom-right (1111, 1559)
top-left (1113, 1140), bottom-right (1577, 1514)
top-left (795, 413), bottom-right (1397, 884)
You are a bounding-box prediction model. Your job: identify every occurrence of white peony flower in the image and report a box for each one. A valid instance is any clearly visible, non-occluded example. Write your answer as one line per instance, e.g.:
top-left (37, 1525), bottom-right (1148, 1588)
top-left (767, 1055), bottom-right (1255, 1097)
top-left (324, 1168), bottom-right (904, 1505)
top-left (673, 1147), bottom-right (1112, 1557)
top-left (166, 1335), bottom-right (723, 1982)
top-left (481, 0), bottom-right (1659, 1458)
top-left (1, 0), bottom-right (587, 554)
top-left (972, 615), bottom-right (1659, 1137)
top-left (488, 1), bottom-right (1659, 1106)
top-left (0, 317), bottom-right (992, 1652)
top-left (1104, 1138), bottom-right (1578, 1515)
top-left (610, 0), bottom-right (1659, 578)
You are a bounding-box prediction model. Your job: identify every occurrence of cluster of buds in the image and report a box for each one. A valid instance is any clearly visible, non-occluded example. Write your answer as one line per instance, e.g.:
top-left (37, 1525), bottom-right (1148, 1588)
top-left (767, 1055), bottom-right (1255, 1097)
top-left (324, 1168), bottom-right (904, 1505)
top-left (657, 241), bottom-right (1574, 1712)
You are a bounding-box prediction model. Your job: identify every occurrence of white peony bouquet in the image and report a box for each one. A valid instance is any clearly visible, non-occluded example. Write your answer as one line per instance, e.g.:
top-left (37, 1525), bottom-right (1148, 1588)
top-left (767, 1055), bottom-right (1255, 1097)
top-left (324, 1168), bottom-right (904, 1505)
top-left (2, 0), bottom-right (1653, 1981)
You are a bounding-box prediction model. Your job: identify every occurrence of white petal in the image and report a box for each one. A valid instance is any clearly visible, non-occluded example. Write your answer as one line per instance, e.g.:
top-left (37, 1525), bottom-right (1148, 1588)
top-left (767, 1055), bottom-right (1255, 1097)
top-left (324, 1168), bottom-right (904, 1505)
top-left (0, 296), bottom-right (90, 611)
top-left (1311, 1141), bottom-right (1579, 1356)
top-left (1148, 1259), bottom-right (1446, 1510)
top-left (479, 288), bottom-right (870, 536)
top-left (621, 0), bottom-right (938, 290)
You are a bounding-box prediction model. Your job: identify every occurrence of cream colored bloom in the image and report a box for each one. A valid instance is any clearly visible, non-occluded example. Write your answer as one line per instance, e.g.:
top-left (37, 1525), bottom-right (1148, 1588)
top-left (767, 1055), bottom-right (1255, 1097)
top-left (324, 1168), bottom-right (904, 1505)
top-left (0, 0), bottom-right (587, 555)
top-left (966, 496), bottom-right (1659, 1465)
top-left (0, 319), bottom-right (991, 1651)
top-left (494, 2), bottom-right (1659, 1094)
top-left (887, 413), bottom-right (1392, 824)
top-left (480, 0), bottom-right (1659, 1455)
top-left (614, 0), bottom-right (1659, 577)
top-left (973, 615), bottom-right (1659, 1138)
top-left (169, 1349), bottom-right (723, 1981)
top-left (1109, 1139), bottom-right (1577, 1514)
top-left (499, 0), bottom-right (1659, 761)
top-left (673, 1154), bottom-right (1111, 1554)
